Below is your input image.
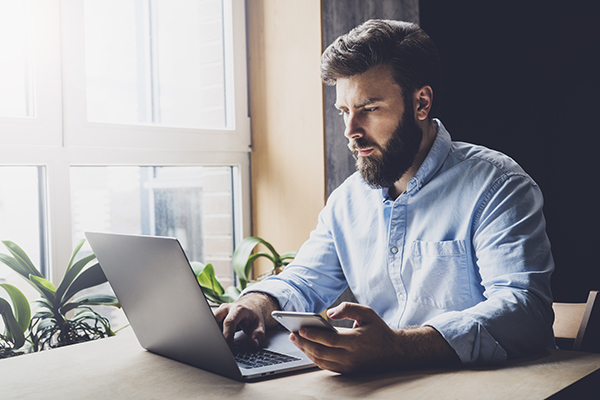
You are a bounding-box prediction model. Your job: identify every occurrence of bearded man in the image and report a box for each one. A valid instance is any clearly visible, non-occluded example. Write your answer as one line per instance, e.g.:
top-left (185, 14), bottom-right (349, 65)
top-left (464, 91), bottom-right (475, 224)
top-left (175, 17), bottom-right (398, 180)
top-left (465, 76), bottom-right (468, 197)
top-left (215, 19), bottom-right (555, 374)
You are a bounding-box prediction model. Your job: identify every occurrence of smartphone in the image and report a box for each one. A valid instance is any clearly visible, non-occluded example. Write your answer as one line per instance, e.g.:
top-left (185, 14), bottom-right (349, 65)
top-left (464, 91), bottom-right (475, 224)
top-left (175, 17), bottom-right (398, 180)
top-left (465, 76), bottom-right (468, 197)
top-left (271, 311), bottom-right (338, 333)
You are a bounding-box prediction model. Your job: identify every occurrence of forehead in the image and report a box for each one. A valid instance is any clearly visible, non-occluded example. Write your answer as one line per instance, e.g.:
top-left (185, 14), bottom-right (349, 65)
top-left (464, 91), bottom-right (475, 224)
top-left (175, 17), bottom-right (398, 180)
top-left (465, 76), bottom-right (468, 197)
top-left (334, 64), bottom-right (404, 108)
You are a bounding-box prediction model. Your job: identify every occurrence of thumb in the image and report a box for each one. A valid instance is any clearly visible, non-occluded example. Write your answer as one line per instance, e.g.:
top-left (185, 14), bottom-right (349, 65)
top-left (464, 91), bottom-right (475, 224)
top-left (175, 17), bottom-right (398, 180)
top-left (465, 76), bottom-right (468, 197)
top-left (327, 302), bottom-right (379, 325)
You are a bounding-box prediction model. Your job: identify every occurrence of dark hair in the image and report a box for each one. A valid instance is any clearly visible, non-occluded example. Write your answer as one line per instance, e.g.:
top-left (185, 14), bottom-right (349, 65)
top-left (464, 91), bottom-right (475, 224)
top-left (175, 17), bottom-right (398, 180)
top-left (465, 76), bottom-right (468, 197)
top-left (321, 20), bottom-right (443, 116)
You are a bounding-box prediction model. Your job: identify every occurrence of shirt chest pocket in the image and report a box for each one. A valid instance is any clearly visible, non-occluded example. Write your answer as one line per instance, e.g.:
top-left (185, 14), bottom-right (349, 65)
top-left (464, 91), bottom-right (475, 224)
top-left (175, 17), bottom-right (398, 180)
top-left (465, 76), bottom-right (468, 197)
top-left (409, 240), bottom-right (471, 309)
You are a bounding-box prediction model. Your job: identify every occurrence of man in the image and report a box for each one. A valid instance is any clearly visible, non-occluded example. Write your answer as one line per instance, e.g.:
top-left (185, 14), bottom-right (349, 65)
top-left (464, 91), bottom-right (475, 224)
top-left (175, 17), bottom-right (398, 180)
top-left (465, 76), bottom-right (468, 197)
top-left (215, 20), bottom-right (555, 374)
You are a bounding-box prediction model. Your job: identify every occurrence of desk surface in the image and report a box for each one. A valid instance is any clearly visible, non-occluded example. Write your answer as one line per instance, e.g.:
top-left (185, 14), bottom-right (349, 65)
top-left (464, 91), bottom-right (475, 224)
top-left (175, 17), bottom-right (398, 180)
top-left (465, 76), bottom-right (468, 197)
top-left (3, 329), bottom-right (600, 400)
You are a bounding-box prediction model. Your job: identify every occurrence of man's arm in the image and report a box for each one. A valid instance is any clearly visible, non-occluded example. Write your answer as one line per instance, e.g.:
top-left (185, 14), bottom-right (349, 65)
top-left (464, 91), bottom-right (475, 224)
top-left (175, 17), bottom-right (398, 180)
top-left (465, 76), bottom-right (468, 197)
top-left (290, 302), bottom-right (460, 374)
top-left (213, 292), bottom-right (280, 346)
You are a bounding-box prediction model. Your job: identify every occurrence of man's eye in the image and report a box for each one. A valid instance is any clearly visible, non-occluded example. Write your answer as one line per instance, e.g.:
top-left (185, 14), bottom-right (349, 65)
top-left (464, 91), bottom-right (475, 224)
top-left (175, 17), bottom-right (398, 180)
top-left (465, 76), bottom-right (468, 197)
top-left (338, 110), bottom-right (349, 116)
top-left (365, 107), bottom-right (378, 112)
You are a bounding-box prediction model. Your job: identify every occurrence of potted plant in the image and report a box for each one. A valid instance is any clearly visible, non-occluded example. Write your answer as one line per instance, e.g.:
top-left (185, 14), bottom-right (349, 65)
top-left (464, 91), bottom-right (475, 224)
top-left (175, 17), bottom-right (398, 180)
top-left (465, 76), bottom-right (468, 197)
top-left (193, 236), bottom-right (297, 305)
top-left (0, 240), bottom-right (120, 351)
top-left (0, 283), bottom-right (30, 359)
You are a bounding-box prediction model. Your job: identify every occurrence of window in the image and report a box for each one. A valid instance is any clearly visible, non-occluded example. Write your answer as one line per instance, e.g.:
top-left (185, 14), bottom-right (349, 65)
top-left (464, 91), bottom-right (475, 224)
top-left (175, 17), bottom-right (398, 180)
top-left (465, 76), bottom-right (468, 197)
top-left (0, 0), bottom-right (35, 119)
top-left (83, 0), bottom-right (230, 129)
top-left (0, 166), bottom-right (47, 300)
top-left (71, 166), bottom-right (236, 288)
top-left (0, 0), bottom-right (250, 305)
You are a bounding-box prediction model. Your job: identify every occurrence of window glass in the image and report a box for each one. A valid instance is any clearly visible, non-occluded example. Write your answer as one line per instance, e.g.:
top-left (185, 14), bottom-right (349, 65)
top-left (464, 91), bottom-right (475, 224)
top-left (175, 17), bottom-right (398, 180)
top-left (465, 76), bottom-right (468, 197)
top-left (83, 0), bottom-right (227, 129)
top-left (0, 0), bottom-right (36, 118)
top-left (70, 166), bottom-right (234, 287)
top-left (0, 0), bottom-right (248, 334)
top-left (0, 166), bottom-right (46, 300)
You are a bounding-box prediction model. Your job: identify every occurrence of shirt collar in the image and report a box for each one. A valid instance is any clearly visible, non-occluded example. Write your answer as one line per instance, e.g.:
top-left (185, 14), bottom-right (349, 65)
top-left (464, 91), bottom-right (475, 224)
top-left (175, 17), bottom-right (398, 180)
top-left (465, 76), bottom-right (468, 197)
top-left (407, 119), bottom-right (452, 193)
top-left (380, 119), bottom-right (452, 200)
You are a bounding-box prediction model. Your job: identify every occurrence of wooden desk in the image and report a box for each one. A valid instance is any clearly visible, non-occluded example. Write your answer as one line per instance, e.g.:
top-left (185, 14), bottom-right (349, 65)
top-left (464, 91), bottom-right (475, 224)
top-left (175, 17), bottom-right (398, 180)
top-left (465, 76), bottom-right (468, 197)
top-left (3, 329), bottom-right (600, 399)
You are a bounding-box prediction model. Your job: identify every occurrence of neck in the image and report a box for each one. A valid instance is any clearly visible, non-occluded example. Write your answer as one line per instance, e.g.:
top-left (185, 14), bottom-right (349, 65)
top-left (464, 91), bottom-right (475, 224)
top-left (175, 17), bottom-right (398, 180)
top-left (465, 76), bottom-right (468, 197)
top-left (389, 119), bottom-right (437, 200)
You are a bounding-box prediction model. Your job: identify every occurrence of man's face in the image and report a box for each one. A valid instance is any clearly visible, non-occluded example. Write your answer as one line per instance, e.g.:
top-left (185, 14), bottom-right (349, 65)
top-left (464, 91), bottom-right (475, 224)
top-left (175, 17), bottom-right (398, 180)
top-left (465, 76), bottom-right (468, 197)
top-left (335, 64), bottom-right (423, 189)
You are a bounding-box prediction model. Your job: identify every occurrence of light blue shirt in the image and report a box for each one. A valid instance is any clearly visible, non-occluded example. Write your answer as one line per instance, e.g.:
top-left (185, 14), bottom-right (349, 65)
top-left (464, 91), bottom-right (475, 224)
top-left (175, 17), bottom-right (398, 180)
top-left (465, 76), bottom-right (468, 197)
top-left (248, 120), bottom-right (555, 365)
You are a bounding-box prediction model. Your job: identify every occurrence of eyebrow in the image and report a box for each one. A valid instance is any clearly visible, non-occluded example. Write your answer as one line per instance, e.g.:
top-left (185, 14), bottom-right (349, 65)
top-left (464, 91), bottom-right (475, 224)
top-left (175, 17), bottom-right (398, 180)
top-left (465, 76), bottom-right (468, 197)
top-left (334, 97), bottom-right (383, 110)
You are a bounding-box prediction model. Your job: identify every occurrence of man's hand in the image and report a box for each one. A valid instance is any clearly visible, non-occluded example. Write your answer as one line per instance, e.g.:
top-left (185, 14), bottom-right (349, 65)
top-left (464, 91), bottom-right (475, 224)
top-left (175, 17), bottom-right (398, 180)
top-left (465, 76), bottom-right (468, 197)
top-left (289, 302), bottom-right (460, 374)
top-left (213, 292), bottom-right (280, 347)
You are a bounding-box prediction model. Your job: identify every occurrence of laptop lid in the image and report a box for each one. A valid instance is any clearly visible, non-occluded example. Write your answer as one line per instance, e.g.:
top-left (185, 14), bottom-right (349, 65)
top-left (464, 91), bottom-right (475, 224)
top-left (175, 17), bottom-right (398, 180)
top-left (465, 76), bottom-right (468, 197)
top-left (85, 232), bottom-right (314, 381)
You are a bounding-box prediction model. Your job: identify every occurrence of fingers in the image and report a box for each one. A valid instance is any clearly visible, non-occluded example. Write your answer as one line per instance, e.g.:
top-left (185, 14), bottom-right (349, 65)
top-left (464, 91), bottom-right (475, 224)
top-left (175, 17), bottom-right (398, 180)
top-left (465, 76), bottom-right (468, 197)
top-left (327, 302), bottom-right (379, 327)
top-left (215, 303), bottom-right (240, 344)
top-left (292, 304), bottom-right (398, 374)
top-left (296, 326), bottom-right (344, 348)
top-left (215, 303), bottom-right (264, 346)
top-left (290, 332), bottom-right (350, 373)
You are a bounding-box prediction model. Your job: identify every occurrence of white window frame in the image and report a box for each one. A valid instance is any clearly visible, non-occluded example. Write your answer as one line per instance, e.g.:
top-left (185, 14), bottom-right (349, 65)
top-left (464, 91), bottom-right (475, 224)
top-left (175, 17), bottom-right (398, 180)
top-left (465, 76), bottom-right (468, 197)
top-left (0, 0), bottom-right (251, 285)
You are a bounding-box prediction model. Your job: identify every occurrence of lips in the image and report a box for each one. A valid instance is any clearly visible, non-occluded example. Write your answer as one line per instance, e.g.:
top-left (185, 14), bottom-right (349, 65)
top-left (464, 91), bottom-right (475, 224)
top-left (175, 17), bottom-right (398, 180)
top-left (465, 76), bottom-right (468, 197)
top-left (348, 139), bottom-right (377, 157)
top-left (357, 148), bottom-right (374, 156)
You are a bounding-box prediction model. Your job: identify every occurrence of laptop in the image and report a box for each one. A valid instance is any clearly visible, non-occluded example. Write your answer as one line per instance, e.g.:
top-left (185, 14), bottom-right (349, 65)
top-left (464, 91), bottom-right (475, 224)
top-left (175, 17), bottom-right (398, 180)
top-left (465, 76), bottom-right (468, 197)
top-left (85, 232), bottom-right (315, 381)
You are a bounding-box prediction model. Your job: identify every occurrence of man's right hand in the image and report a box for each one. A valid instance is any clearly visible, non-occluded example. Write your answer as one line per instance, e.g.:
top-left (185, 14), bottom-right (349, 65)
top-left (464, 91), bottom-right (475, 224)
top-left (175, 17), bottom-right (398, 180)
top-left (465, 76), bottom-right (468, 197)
top-left (213, 292), bottom-right (280, 347)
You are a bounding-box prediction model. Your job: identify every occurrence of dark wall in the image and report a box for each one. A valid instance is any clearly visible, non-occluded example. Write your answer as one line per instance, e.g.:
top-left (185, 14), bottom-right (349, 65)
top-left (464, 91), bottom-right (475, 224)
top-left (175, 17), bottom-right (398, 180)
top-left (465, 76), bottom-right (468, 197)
top-left (322, 0), bottom-right (419, 196)
top-left (419, 0), bottom-right (600, 302)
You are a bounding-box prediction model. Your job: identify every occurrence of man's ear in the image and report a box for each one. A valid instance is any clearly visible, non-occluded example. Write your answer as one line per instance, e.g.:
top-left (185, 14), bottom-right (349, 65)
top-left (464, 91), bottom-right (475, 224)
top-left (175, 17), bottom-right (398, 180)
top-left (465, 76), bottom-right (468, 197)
top-left (414, 85), bottom-right (433, 121)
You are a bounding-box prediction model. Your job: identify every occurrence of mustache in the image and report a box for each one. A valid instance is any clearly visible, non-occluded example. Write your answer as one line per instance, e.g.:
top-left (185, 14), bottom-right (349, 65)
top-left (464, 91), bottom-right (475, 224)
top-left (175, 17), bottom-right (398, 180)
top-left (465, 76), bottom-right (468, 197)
top-left (348, 137), bottom-right (380, 153)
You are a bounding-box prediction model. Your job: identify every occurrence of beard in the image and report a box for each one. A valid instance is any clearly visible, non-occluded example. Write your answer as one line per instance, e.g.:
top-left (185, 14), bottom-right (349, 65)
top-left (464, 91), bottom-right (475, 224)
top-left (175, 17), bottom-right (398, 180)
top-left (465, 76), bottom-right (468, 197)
top-left (348, 108), bottom-right (424, 189)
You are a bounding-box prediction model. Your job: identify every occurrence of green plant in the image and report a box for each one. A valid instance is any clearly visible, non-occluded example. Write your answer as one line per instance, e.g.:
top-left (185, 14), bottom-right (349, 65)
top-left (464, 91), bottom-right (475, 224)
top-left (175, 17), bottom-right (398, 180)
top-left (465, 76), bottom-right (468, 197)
top-left (232, 236), bottom-right (297, 290)
top-left (191, 262), bottom-right (240, 304)
top-left (193, 236), bottom-right (297, 305)
top-left (0, 283), bottom-right (30, 358)
top-left (0, 240), bottom-right (120, 351)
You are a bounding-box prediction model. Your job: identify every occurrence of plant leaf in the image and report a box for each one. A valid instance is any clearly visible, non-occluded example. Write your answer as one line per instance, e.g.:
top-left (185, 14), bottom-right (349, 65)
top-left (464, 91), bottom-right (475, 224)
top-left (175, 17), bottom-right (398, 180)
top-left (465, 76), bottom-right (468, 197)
top-left (66, 239), bottom-right (87, 272)
top-left (0, 254), bottom-right (31, 281)
top-left (279, 251), bottom-right (298, 260)
top-left (232, 237), bottom-right (263, 281)
top-left (56, 253), bottom-right (97, 304)
top-left (201, 287), bottom-right (224, 304)
top-left (1, 241), bottom-right (43, 278)
top-left (34, 315), bottom-right (57, 330)
top-left (29, 275), bottom-right (57, 303)
top-left (0, 298), bottom-right (26, 349)
top-left (196, 263), bottom-right (224, 297)
top-left (189, 261), bottom-right (206, 276)
top-left (60, 294), bottom-right (120, 314)
top-left (239, 253), bottom-right (274, 290)
top-left (33, 297), bottom-right (54, 310)
top-left (221, 286), bottom-right (241, 303)
top-left (232, 237), bottom-right (282, 290)
top-left (0, 283), bottom-right (31, 333)
top-left (61, 263), bottom-right (108, 303)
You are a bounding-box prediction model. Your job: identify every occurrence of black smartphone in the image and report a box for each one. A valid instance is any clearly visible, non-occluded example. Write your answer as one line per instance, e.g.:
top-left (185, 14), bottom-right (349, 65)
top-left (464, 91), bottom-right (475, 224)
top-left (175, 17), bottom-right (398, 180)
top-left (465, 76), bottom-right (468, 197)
top-left (271, 311), bottom-right (338, 333)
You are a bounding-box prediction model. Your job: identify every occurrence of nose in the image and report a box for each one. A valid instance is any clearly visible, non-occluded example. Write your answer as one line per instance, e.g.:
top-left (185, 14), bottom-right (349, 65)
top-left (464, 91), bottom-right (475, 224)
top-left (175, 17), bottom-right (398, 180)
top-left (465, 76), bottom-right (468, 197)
top-left (343, 112), bottom-right (364, 140)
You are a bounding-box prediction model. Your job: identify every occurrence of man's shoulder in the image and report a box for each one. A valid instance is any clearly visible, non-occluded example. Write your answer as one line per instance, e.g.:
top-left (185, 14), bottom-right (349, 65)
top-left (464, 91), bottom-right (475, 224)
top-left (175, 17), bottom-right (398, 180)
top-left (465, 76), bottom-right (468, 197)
top-left (448, 141), bottom-right (528, 178)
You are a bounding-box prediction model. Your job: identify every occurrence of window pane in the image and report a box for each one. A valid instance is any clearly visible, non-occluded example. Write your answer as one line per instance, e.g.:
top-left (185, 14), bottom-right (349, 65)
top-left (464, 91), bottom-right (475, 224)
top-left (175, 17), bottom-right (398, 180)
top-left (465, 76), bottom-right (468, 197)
top-left (0, 167), bottom-right (46, 300)
top-left (84, 0), bottom-right (227, 129)
top-left (70, 166), bottom-right (234, 287)
top-left (0, 0), bottom-right (35, 118)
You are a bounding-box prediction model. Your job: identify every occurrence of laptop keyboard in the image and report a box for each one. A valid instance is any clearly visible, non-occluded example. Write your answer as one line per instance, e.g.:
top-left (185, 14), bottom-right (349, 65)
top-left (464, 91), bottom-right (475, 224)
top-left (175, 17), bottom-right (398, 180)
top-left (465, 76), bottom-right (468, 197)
top-left (232, 346), bottom-right (301, 369)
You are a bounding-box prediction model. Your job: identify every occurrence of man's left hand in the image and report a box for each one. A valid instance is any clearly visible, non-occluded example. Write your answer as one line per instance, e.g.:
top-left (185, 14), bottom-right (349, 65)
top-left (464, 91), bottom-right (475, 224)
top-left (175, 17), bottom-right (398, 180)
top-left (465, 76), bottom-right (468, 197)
top-left (289, 302), bottom-right (460, 374)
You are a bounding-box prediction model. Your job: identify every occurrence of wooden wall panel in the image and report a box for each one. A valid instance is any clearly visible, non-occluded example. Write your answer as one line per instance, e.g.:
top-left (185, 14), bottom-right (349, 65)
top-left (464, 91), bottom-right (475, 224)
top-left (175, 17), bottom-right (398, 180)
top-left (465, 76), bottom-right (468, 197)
top-left (246, 0), bottom-right (325, 275)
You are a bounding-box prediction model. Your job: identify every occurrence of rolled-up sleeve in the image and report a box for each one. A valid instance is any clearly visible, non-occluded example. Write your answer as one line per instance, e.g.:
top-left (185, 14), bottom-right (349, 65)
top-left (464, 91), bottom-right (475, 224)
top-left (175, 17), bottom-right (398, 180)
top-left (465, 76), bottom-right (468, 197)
top-left (241, 205), bottom-right (348, 314)
top-left (426, 174), bottom-right (555, 364)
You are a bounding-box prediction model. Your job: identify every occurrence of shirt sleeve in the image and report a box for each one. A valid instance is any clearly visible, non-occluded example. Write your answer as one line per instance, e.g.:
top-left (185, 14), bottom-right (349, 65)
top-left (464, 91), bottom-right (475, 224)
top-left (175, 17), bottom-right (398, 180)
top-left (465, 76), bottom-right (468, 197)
top-left (241, 203), bottom-right (348, 314)
top-left (425, 173), bottom-right (555, 365)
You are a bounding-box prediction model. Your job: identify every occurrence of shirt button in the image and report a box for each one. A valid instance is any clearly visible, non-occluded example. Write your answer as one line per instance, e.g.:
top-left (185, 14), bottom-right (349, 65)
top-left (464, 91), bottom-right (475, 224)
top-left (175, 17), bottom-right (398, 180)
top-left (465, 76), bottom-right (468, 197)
top-left (391, 247), bottom-right (398, 254)
top-left (399, 294), bottom-right (405, 301)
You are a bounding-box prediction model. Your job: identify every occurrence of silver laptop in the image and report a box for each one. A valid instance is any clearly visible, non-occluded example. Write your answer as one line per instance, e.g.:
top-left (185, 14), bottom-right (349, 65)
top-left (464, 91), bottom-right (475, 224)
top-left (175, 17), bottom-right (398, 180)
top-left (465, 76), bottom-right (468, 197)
top-left (85, 232), bottom-right (315, 381)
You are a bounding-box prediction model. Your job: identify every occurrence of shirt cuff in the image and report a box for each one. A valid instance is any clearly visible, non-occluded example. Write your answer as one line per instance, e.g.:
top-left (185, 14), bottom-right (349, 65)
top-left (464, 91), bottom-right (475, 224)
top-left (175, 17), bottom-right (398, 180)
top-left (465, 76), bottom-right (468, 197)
top-left (425, 311), bottom-right (508, 365)
top-left (240, 277), bottom-right (308, 312)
